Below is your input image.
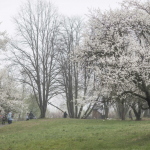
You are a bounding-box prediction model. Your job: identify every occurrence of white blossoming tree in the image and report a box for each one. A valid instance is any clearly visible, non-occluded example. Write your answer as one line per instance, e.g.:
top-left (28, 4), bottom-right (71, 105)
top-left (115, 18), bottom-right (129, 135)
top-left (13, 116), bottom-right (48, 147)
top-left (74, 0), bottom-right (150, 111)
top-left (0, 68), bottom-right (28, 117)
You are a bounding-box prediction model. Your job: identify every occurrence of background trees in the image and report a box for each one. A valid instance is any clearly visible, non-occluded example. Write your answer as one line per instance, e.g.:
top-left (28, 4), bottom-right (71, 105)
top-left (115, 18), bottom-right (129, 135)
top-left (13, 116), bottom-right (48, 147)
top-left (2, 0), bottom-right (150, 120)
top-left (58, 16), bottom-right (101, 118)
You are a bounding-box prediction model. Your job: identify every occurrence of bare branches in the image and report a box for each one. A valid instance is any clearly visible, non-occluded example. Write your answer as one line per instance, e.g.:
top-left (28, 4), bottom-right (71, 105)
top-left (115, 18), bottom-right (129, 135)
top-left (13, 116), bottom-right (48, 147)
top-left (0, 23), bottom-right (9, 51)
top-left (9, 0), bottom-right (60, 118)
top-left (121, 91), bottom-right (147, 101)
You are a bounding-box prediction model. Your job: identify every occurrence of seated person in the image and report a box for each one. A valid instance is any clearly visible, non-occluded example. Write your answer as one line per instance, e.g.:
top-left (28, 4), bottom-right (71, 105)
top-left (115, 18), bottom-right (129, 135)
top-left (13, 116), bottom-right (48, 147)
top-left (29, 111), bottom-right (34, 119)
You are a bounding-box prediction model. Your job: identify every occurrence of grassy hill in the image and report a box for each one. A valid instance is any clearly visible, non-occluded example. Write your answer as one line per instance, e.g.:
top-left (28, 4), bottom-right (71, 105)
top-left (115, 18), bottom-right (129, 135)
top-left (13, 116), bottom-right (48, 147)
top-left (0, 119), bottom-right (150, 150)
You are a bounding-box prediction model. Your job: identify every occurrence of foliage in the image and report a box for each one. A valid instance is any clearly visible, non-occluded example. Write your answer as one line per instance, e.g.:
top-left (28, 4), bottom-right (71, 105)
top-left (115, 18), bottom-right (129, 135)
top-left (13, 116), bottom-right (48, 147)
top-left (73, 0), bottom-right (150, 109)
top-left (0, 68), bottom-right (27, 114)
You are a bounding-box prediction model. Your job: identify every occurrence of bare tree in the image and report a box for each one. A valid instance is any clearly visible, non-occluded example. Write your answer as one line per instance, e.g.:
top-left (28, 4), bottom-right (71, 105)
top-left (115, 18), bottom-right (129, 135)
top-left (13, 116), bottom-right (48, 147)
top-left (0, 23), bottom-right (8, 51)
top-left (115, 98), bottom-right (130, 120)
top-left (58, 17), bottom-right (82, 118)
top-left (9, 0), bottom-right (60, 118)
top-left (58, 17), bottom-right (99, 118)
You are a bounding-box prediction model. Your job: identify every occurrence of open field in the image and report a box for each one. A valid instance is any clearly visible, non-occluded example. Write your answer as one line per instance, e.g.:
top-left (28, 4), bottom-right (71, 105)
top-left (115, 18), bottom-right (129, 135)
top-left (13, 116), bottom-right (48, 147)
top-left (0, 119), bottom-right (150, 150)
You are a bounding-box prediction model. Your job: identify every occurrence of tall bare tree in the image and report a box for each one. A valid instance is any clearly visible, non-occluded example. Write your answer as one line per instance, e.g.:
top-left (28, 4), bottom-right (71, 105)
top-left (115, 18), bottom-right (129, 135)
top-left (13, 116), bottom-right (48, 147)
top-left (58, 17), bottom-right (82, 118)
top-left (9, 0), bottom-right (60, 118)
top-left (58, 17), bottom-right (99, 118)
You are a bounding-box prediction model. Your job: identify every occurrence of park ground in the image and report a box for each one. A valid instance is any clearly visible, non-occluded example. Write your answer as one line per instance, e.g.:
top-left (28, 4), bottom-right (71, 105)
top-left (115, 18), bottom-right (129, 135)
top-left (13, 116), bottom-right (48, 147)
top-left (0, 119), bottom-right (150, 150)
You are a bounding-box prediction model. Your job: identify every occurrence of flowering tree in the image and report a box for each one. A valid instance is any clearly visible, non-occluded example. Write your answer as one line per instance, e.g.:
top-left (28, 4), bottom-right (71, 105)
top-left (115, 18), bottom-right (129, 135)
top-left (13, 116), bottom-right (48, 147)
top-left (0, 68), bottom-right (27, 115)
top-left (74, 0), bottom-right (150, 110)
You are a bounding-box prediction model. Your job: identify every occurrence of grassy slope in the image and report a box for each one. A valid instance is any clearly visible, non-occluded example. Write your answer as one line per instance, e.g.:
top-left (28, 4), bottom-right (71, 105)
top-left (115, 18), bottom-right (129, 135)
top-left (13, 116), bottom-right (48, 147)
top-left (0, 119), bottom-right (150, 150)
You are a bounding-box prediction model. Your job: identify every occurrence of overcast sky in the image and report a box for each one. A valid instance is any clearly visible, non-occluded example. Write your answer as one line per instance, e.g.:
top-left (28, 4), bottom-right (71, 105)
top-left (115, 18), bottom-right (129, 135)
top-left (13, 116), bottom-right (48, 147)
top-left (0, 0), bottom-right (123, 36)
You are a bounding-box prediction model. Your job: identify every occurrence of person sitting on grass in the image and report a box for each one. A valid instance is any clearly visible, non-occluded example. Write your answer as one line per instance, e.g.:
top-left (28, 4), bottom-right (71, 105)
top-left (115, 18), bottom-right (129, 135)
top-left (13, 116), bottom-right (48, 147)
top-left (29, 111), bottom-right (34, 119)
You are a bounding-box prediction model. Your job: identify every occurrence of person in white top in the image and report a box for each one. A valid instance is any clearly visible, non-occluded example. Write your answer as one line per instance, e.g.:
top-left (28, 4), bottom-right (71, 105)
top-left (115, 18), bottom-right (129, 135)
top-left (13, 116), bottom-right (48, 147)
top-left (7, 111), bottom-right (13, 124)
top-left (26, 113), bottom-right (29, 121)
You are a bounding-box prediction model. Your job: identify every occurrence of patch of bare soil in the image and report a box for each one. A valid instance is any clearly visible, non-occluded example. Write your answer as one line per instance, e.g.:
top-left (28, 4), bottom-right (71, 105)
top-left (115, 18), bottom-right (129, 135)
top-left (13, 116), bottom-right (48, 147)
top-left (142, 117), bottom-right (150, 121)
top-left (0, 124), bottom-right (8, 128)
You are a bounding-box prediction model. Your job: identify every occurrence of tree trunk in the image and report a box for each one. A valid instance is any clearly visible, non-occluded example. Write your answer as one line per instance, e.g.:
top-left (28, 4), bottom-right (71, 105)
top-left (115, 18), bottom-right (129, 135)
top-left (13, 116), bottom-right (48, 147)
top-left (105, 107), bottom-right (109, 119)
top-left (40, 104), bottom-right (47, 118)
top-left (104, 99), bottom-right (109, 119)
top-left (40, 107), bottom-right (45, 118)
top-left (83, 103), bottom-right (97, 119)
top-left (77, 105), bottom-right (83, 118)
top-left (40, 110), bottom-right (45, 118)
top-left (131, 105), bottom-right (141, 121)
top-left (121, 103), bottom-right (125, 120)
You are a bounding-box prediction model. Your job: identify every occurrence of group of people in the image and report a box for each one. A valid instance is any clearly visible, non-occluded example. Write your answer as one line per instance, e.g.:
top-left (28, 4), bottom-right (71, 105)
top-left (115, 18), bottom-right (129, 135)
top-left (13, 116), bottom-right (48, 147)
top-left (26, 111), bottom-right (35, 120)
top-left (0, 110), bottom-right (14, 125)
top-left (0, 110), bottom-right (36, 124)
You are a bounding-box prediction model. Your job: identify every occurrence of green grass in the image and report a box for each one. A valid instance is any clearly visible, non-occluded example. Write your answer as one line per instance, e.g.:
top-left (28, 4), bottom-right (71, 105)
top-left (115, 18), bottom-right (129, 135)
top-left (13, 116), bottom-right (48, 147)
top-left (0, 119), bottom-right (150, 150)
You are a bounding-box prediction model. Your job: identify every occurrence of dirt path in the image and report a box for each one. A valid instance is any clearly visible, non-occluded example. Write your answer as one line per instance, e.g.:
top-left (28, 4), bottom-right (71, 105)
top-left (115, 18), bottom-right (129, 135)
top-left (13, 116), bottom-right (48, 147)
top-left (0, 124), bottom-right (8, 128)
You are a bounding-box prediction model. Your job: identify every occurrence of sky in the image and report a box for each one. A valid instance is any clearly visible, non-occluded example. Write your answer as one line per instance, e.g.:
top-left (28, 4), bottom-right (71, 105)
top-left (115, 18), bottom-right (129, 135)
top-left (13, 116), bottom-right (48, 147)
top-left (0, 0), bottom-right (123, 36)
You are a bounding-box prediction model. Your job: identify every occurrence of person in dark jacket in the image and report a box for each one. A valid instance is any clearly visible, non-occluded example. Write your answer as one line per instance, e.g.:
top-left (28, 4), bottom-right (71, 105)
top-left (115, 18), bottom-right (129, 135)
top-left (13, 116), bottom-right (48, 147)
top-left (2, 116), bottom-right (5, 124)
top-left (29, 111), bottom-right (34, 119)
top-left (64, 111), bottom-right (68, 118)
top-left (2, 114), bottom-right (6, 125)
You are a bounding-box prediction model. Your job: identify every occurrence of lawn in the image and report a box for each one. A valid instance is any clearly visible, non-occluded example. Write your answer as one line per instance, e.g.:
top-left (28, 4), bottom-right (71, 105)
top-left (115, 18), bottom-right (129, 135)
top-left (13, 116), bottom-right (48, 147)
top-left (0, 119), bottom-right (150, 150)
